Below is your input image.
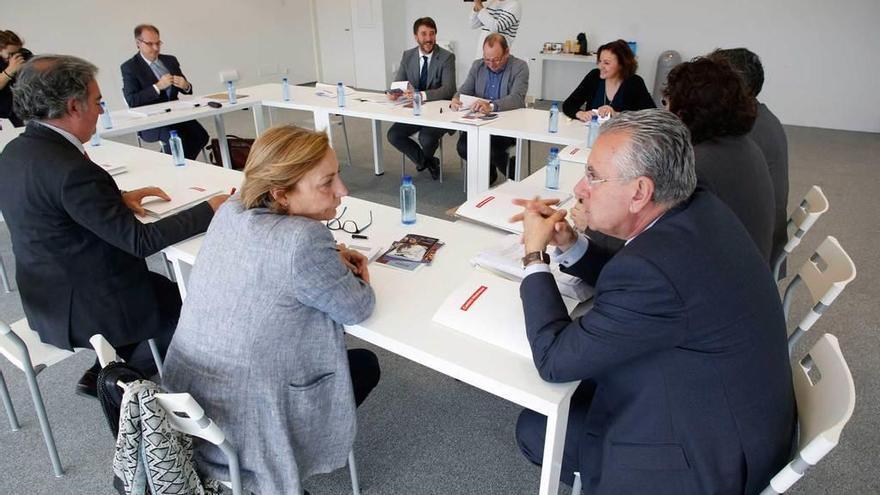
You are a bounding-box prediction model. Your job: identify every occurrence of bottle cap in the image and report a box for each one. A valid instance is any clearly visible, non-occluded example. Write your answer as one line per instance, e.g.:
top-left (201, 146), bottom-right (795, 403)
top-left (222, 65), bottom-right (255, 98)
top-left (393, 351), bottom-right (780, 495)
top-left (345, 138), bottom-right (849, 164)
top-left (282, 77), bottom-right (288, 82)
top-left (550, 147), bottom-right (559, 154)
top-left (591, 115), bottom-right (599, 121)
top-left (402, 175), bottom-right (413, 185)
top-left (169, 130), bottom-right (179, 137)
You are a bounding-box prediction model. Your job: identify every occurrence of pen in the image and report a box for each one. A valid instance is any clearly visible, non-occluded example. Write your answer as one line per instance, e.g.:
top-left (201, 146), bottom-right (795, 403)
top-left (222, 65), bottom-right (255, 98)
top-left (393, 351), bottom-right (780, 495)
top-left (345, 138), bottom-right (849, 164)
top-left (440, 108), bottom-right (443, 114)
top-left (230, 187), bottom-right (236, 195)
top-left (351, 234), bottom-right (368, 240)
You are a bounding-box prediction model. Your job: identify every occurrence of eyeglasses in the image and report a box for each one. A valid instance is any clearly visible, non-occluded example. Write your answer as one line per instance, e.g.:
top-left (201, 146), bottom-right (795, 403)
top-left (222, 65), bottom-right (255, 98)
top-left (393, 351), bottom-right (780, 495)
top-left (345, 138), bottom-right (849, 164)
top-left (137, 39), bottom-right (163, 48)
top-left (584, 169), bottom-right (634, 188)
top-left (326, 206), bottom-right (373, 234)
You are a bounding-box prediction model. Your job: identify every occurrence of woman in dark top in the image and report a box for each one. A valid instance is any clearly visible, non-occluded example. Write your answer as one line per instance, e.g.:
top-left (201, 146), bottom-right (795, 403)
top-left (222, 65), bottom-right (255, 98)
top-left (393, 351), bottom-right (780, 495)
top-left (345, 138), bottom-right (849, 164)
top-left (664, 57), bottom-right (775, 262)
top-left (562, 39), bottom-right (655, 120)
top-left (0, 30), bottom-right (28, 127)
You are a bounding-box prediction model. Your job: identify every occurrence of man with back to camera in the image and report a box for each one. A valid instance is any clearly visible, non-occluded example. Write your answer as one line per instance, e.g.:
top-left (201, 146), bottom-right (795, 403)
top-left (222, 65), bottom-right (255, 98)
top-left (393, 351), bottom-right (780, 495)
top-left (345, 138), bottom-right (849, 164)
top-left (121, 24), bottom-right (209, 160)
top-left (469, 0), bottom-right (522, 59)
top-left (512, 109), bottom-right (795, 493)
top-left (710, 47), bottom-right (790, 278)
top-left (0, 54), bottom-right (227, 397)
top-left (452, 33), bottom-right (528, 184)
top-left (387, 16), bottom-right (456, 180)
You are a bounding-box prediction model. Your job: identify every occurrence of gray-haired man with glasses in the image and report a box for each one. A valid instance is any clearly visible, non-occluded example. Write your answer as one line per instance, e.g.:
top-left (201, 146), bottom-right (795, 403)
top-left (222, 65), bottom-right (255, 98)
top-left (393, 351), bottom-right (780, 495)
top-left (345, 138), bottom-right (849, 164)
top-left (512, 109), bottom-right (795, 494)
top-left (121, 23), bottom-right (209, 160)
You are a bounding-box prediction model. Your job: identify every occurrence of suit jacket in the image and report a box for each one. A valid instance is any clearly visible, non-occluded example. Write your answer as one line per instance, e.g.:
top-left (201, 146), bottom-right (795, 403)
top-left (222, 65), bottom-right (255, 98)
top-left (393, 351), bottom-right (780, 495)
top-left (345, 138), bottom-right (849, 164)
top-left (120, 53), bottom-right (194, 142)
top-left (695, 135), bottom-right (775, 261)
top-left (163, 199), bottom-right (375, 495)
top-left (562, 68), bottom-right (656, 119)
top-left (0, 122), bottom-right (214, 349)
top-left (749, 103), bottom-right (789, 274)
top-left (456, 55), bottom-right (529, 111)
top-left (521, 189), bottom-right (795, 494)
top-left (393, 45), bottom-right (456, 101)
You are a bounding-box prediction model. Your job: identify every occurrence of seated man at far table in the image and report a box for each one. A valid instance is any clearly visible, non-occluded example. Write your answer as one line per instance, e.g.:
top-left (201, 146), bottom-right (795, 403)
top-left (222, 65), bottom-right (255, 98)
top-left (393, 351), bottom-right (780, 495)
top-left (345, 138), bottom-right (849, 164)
top-left (452, 32), bottom-right (528, 185)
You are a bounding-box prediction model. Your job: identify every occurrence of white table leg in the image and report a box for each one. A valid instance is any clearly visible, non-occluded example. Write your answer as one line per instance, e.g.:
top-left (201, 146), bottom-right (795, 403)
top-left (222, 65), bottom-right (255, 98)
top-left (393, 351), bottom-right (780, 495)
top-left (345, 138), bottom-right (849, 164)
top-left (252, 103), bottom-right (267, 137)
top-left (213, 114), bottom-right (232, 169)
top-left (514, 138), bottom-right (524, 181)
top-left (371, 119), bottom-right (385, 176)
top-left (169, 260), bottom-right (192, 301)
top-left (313, 110), bottom-right (333, 147)
top-left (538, 396), bottom-right (571, 495)
top-left (469, 128), bottom-right (490, 200)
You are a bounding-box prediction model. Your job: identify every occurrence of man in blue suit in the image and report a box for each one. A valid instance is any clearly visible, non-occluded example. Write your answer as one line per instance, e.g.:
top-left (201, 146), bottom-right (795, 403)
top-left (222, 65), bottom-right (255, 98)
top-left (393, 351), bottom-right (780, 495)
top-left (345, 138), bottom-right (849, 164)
top-left (120, 24), bottom-right (209, 160)
top-left (514, 110), bottom-right (795, 494)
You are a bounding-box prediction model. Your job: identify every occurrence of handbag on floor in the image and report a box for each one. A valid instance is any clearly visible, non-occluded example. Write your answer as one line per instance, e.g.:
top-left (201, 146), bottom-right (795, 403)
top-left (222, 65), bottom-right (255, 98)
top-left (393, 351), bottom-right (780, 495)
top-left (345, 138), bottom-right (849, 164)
top-left (207, 135), bottom-right (254, 171)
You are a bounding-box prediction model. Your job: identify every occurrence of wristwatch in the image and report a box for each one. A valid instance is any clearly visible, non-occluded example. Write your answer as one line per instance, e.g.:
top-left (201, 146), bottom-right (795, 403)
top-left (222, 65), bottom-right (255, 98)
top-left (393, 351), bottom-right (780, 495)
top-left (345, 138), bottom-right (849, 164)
top-left (521, 251), bottom-right (550, 268)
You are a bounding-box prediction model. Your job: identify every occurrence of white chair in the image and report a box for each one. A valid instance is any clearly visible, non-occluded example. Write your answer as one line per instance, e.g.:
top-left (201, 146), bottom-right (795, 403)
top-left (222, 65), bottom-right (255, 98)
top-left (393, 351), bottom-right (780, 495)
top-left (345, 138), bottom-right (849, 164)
top-left (773, 186), bottom-right (829, 281)
top-left (760, 334), bottom-right (856, 494)
top-left (92, 334), bottom-right (363, 495)
top-left (782, 236), bottom-right (856, 354)
top-left (0, 319), bottom-right (83, 477)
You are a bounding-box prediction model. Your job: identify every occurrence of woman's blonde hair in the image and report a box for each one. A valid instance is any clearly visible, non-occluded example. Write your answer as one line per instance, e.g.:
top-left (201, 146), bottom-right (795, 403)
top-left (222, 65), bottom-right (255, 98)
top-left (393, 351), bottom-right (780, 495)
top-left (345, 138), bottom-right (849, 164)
top-left (240, 125), bottom-right (331, 213)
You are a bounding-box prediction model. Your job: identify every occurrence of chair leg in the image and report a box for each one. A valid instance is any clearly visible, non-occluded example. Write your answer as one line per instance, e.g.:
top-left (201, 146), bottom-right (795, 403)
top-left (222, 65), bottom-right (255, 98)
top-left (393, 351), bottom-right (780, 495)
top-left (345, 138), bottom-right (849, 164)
top-left (527, 140), bottom-right (532, 176)
top-left (571, 471), bottom-right (582, 494)
top-left (0, 370), bottom-right (20, 431)
top-left (461, 159), bottom-right (467, 193)
top-left (136, 135), bottom-right (144, 148)
top-left (0, 255), bottom-right (11, 293)
top-left (340, 116), bottom-right (354, 167)
top-left (401, 152), bottom-right (406, 177)
top-left (201, 148), bottom-right (209, 163)
top-left (148, 338), bottom-right (164, 379)
top-left (439, 138), bottom-right (445, 184)
top-left (348, 450), bottom-right (361, 495)
top-left (17, 343), bottom-right (64, 476)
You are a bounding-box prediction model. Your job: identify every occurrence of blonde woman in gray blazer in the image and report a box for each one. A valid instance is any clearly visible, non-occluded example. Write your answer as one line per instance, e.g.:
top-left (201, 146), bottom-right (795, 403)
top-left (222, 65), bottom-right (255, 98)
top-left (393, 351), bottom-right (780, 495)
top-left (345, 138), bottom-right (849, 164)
top-left (163, 125), bottom-right (380, 495)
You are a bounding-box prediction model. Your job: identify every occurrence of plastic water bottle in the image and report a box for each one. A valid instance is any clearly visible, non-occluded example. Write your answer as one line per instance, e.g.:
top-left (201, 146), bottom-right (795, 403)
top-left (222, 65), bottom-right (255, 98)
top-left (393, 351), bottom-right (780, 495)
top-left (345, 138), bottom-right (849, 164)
top-left (226, 81), bottom-right (237, 104)
top-left (548, 102), bottom-right (559, 133)
top-left (545, 147), bottom-right (560, 190)
top-left (90, 133), bottom-right (101, 146)
top-left (169, 130), bottom-right (186, 166)
top-left (282, 77), bottom-right (290, 101)
top-left (99, 101), bottom-right (113, 129)
top-left (413, 91), bottom-right (422, 116)
top-left (337, 82), bottom-right (345, 108)
top-left (587, 115), bottom-right (600, 147)
top-left (400, 175), bottom-right (417, 225)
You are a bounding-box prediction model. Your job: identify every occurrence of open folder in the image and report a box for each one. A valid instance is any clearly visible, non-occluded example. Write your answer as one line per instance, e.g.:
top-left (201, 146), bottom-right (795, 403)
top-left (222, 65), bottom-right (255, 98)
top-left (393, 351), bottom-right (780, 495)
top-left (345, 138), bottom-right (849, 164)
top-left (141, 185), bottom-right (221, 219)
top-left (432, 270), bottom-right (578, 359)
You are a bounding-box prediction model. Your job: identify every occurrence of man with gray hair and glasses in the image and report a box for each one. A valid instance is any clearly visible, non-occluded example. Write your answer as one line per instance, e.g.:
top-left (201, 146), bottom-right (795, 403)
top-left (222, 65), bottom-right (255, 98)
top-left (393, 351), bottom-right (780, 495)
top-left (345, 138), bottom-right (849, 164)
top-left (0, 55), bottom-right (226, 398)
top-left (512, 109), bottom-right (795, 494)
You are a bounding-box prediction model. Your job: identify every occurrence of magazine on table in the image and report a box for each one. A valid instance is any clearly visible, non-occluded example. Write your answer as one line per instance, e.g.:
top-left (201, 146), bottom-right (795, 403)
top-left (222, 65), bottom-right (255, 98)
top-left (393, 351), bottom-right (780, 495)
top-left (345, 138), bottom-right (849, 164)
top-left (455, 111), bottom-right (501, 126)
top-left (375, 234), bottom-right (444, 271)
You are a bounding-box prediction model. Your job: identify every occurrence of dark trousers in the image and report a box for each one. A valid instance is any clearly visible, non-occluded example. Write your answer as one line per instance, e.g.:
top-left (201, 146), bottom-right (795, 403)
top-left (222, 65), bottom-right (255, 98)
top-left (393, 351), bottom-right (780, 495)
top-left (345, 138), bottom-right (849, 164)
top-left (143, 120), bottom-right (210, 160)
top-left (456, 131), bottom-right (516, 182)
top-left (387, 123), bottom-right (447, 168)
top-left (347, 348), bottom-right (381, 407)
top-left (88, 272), bottom-right (182, 377)
top-left (515, 380), bottom-right (597, 486)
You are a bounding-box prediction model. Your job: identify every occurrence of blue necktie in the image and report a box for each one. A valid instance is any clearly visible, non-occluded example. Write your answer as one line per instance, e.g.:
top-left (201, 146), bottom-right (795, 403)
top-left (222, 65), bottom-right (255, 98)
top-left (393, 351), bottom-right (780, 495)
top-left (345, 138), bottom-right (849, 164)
top-left (418, 56), bottom-right (428, 92)
top-left (150, 61), bottom-right (172, 99)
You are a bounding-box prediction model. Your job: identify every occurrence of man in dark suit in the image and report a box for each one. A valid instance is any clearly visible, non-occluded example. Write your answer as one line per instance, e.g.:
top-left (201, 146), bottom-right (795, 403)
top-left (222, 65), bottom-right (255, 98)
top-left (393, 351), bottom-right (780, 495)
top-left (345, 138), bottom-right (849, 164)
top-left (0, 55), bottom-right (227, 397)
top-left (513, 110), bottom-right (795, 494)
top-left (452, 33), bottom-right (528, 184)
top-left (121, 24), bottom-right (209, 160)
top-left (386, 17), bottom-right (456, 180)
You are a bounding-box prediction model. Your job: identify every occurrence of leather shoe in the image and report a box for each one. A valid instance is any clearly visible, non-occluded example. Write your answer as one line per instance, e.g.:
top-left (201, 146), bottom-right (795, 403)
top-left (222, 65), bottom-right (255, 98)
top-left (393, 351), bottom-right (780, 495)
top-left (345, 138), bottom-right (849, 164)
top-left (427, 157), bottom-right (441, 180)
top-left (75, 369), bottom-right (99, 399)
top-left (416, 157), bottom-right (428, 172)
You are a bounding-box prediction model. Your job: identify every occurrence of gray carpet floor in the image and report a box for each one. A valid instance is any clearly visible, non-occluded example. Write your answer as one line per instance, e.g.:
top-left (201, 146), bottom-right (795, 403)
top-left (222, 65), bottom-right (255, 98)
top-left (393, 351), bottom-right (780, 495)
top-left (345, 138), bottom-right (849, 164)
top-left (0, 107), bottom-right (877, 494)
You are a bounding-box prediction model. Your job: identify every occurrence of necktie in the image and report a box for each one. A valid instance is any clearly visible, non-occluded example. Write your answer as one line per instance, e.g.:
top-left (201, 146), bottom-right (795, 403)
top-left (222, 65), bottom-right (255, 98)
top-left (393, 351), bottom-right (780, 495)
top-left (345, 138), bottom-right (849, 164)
top-left (418, 56), bottom-right (429, 92)
top-left (83, 150), bottom-right (90, 161)
top-left (150, 61), bottom-right (172, 99)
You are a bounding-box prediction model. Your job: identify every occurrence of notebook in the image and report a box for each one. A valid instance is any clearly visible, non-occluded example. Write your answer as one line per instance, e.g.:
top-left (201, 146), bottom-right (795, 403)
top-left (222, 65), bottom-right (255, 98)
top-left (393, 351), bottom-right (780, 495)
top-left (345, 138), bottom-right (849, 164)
top-left (141, 185), bottom-right (221, 218)
top-left (96, 163), bottom-right (128, 176)
top-left (455, 190), bottom-right (572, 234)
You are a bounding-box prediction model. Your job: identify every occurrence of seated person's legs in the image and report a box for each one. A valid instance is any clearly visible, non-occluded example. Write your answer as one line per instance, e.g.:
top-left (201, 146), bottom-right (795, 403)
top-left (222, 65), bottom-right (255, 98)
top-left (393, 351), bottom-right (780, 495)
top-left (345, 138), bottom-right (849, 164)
top-left (490, 135), bottom-right (517, 179)
top-left (347, 348), bottom-right (380, 407)
top-left (388, 123), bottom-right (429, 170)
top-left (458, 131), bottom-right (498, 184)
top-left (172, 120), bottom-right (210, 160)
top-left (515, 380), bottom-right (596, 485)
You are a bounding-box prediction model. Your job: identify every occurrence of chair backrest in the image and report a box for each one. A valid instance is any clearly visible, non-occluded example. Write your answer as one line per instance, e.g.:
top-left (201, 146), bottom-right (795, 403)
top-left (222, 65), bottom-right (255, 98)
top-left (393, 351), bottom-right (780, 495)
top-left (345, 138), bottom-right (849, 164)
top-left (785, 186), bottom-right (829, 255)
top-left (763, 334), bottom-right (855, 494)
top-left (90, 334), bottom-right (120, 367)
top-left (154, 392), bottom-right (226, 446)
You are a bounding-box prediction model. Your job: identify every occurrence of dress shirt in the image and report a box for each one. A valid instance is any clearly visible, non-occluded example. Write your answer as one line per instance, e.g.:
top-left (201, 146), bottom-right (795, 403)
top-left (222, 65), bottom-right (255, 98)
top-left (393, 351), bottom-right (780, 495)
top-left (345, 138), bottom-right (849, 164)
top-left (483, 64), bottom-right (506, 108)
top-left (37, 121), bottom-right (85, 155)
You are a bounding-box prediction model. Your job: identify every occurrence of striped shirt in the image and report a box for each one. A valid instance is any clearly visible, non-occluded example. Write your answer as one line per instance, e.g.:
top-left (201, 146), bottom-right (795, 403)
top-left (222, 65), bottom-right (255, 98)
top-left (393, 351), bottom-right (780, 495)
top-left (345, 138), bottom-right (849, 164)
top-left (471, 0), bottom-right (522, 57)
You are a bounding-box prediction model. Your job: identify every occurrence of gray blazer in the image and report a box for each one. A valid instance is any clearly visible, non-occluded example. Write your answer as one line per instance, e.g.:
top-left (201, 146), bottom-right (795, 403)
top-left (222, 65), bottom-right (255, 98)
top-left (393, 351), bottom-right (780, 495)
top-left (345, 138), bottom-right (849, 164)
top-left (455, 55), bottom-right (529, 111)
top-left (394, 45), bottom-right (456, 101)
top-left (163, 198), bottom-right (375, 495)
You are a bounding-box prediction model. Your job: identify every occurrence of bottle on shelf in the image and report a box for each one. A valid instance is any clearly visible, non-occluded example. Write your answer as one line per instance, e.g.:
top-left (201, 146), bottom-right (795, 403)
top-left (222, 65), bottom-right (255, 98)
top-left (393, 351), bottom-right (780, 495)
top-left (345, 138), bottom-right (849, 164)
top-left (400, 175), bottom-right (417, 225)
top-left (545, 147), bottom-right (560, 190)
top-left (169, 130), bottom-right (186, 167)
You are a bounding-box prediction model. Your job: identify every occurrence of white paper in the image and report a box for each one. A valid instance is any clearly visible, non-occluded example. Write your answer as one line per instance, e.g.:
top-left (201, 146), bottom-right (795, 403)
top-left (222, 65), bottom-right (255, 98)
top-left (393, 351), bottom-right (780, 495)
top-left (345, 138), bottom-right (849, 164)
top-left (390, 81), bottom-right (410, 92)
top-left (559, 144), bottom-right (590, 164)
top-left (456, 190), bottom-right (572, 234)
top-left (315, 82), bottom-right (356, 97)
top-left (96, 163), bottom-right (128, 176)
top-left (141, 185), bottom-right (221, 218)
top-left (457, 94), bottom-right (487, 112)
top-left (432, 270), bottom-right (578, 359)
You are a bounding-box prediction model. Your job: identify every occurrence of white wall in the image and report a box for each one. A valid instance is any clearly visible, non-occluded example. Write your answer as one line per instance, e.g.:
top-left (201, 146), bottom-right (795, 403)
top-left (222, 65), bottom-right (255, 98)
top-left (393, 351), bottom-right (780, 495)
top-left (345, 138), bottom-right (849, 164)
top-left (6, 0), bottom-right (318, 112)
top-left (399, 0), bottom-right (880, 132)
